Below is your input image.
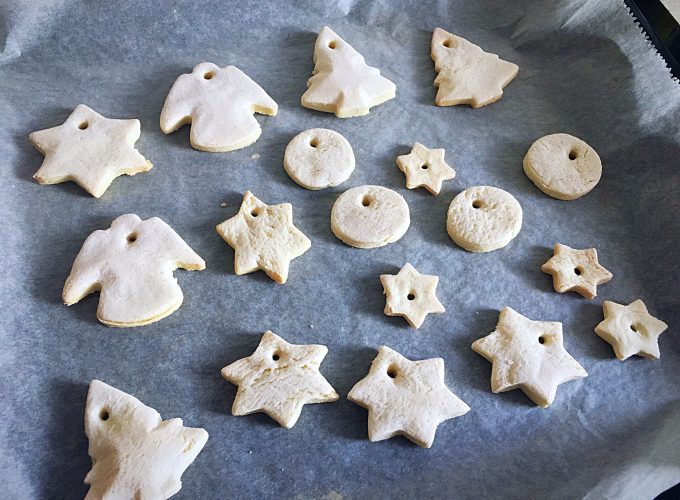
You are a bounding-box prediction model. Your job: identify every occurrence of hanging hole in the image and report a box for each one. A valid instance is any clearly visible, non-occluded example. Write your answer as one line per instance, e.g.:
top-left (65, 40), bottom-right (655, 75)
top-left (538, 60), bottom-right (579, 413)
top-left (204, 71), bottom-right (215, 80)
top-left (99, 409), bottom-right (110, 421)
top-left (568, 148), bottom-right (578, 160)
top-left (361, 196), bottom-right (371, 207)
top-left (574, 266), bottom-right (582, 276)
top-left (251, 208), bottom-right (260, 217)
top-left (387, 365), bottom-right (398, 378)
top-left (272, 351), bottom-right (281, 361)
top-left (328, 40), bottom-right (337, 49)
top-left (126, 233), bottom-right (137, 244)
top-left (630, 324), bottom-right (638, 333)
top-left (538, 336), bottom-right (546, 344)
top-left (78, 121), bottom-right (89, 130)
top-left (472, 200), bottom-right (483, 209)
top-left (443, 38), bottom-right (454, 48)
top-left (407, 293), bottom-right (415, 301)
top-left (310, 138), bottom-right (319, 148)
top-left (421, 164), bottom-right (429, 170)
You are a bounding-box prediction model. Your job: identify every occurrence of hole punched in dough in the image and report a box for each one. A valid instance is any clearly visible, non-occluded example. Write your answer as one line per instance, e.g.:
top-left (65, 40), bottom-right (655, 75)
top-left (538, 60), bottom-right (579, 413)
top-left (272, 351), bottom-right (281, 361)
top-left (250, 208), bottom-right (260, 218)
top-left (78, 121), bottom-right (89, 130)
top-left (203, 71), bottom-right (215, 80)
top-left (407, 293), bottom-right (416, 301)
top-left (309, 138), bottom-right (319, 148)
top-left (568, 148), bottom-right (578, 160)
top-left (630, 323), bottom-right (638, 333)
top-left (471, 199), bottom-right (482, 209)
top-left (421, 164), bottom-right (429, 170)
top-left (99, 408), bottom-right (110, 421)
top-left (126, 232), bottom-right (138, 244)
top-left (387, 365), bottom-right (398, 378)
top-left (573, 266), bottom-right (583, 276)
top-left (328, 40), bottom-right (337, 49)
top-left (361, 196), bottom-right (371, 207)
top-left (538, 336), bottom-right (546, 344)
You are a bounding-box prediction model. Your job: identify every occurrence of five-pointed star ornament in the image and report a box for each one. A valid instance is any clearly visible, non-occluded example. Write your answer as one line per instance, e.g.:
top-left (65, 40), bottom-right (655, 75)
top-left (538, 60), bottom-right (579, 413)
top-left (221, 331), bottom-right (338, 428)
top-left (29, 104), bottom-right (152, 197)
top-left (348, 346), bottom-right (470, 448)
top-left (472, 307), bottom-right (588, 407)
top-left (595, 299), bottom-right (668, 360)
top-left (396, 142), bottom-right (456, 195)
top-left (215, 191), bottom-right (311, 284)
top-left (541, 243), bottom-right (613, 299)
top-left (380, 263), bottom-right (445, 328)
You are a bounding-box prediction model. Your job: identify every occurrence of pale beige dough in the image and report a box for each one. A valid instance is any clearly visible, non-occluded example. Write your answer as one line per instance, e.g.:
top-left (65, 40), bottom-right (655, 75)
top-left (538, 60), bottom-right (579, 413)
top-left (380, 263), bottom-right (445, 328)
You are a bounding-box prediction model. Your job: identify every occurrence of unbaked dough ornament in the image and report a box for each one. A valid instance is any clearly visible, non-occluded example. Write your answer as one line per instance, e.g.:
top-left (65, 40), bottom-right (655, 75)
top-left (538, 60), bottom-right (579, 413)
top-left (29, 104), bottom-right (152, 198)
top-left (160, 63), bottom-right (278, 152)
top-left (216, 191), bottom-right (311, 284)
top-left (595, 300), bottom-right (668, 360)
top-left (380, 263), bottom-right (445, 328)
top-left (221, 331), bottom-right (338, 428)
top-left (84, 380), bottom-right (208, 499)
top-left (431, 28), bottom-right (518, 108)
top-left (63, 214), bottom-right (205, 327)
top-left (348, 346), bottom-right (470, 448)
top-left (541, 243), bottom-right (612, 299)
top-left (472, 307), bottom-right (587, 407)
top-left (396, 142), bottom-right (456, 195)
top-left (301, 26), bottom-right (396, 117)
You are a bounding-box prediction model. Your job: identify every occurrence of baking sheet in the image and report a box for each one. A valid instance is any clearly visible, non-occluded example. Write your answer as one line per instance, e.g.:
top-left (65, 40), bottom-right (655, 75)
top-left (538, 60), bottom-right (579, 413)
top-left (1, 0), bottom-right (679, 498)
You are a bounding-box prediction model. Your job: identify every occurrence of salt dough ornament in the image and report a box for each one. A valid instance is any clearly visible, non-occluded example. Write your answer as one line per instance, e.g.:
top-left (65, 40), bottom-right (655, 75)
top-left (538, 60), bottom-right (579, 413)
top-left (215, 191), bottom-right (311, 284)
top-left (396, 142), bottom-right (456, 195)
top-left (29, 104), bottom-right (152, 198)
top-left (595, 300), bottom-right (668, 360)
top-left (63, 214), bottom-right (205, 327)
top-left (472, 307), bottom-right (587, 407)
top-left (380, 263), bottom-right (445, 328)
top-left (301, 26), bottom-right (396, 117)
top-left (221, 331), bottom-right (338, 428)
top-left (541, 243), bottom-right (612, 299)
top-left (431, 28), bottom-right (518, 108)
top-left (348, 346), bottom-right (470, 448)
top-left (160, 63), bottom-right (277, 152)
top-left (84, 380), bottom-right (208, 499)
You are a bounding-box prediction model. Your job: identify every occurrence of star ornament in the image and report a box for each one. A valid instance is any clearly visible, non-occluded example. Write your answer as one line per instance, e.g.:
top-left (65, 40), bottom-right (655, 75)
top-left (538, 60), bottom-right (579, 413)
top-left (221, 331), bottom-right (338, 428)
top-left (380, 263), bottom-right (445, 328)
top-left (216, 191), bottom-right (311, 284)
top-left (396, 142), bottom-right (455, 195)
top-left (595, 299), bottom-right (668, 360)
top-left (472, 307), bottom-right (587, 407)
top-left (348, 346), bottom-right (470, 448)
top-left (541, 243), bottom-right (613, 299)
top-left (29, 104), bottom-right (152, 197)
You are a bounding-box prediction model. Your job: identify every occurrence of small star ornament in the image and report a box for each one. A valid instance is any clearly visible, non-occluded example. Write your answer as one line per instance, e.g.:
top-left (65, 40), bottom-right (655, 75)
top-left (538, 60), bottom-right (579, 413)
top-left (541, 243), bottom-right (613, 299)
top-left (29, 104), bottom-right (152, 197)
top-left (472, 307), bottom-right (587, 407)
top-left (396, 143), bottom-right (455, 195)
top-left (348, 346), bottom-right (470, 448)
top-left (216, 191), bottom-right (311, 284)
top-left (221, 331), bottom-right (338, 428)
top-left (595, 300), bottom-right (668, 360)
top-left (380, 263), bottom-right (445, 328)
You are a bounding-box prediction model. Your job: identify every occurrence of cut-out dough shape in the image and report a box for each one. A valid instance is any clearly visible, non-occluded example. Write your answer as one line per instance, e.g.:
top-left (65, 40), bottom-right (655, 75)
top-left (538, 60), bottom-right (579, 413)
top-left (84, 380), bottom-right (208, 499)
top-left (380, 263), bottom-right (445, 328)
top-left (396, 142), bottom-right (456, 195)
top-left (541, 243), bottom-right (612, 299)
top-left (284, 128), bottom-right (355, 189)
top-left (160, 63), bottom-right (277, 152)
top-left (348, 346), bottom-right (470, 448)
top-left (29, 104), bottom-right (152, 198)
top-left (301, 26), bottom-right (396, 117)
top-left (63, 214), bottom-right (205, 327)
top-left (216, 191), bottom-right (311, 284)
top-left (331, 185), bottom-right (410, 249)
top-left (221, 331), bottom-right (338, 428)
top-left (472, 307), bottom-right (587, 407)
top-left (431, 27), bottom-right (518, 108)
top-left (595, 299), bottom-right (668, 360)
top-left (447, 185), bottom-right (522, 252)
top-left (523, 133), bottom-right (602, 200)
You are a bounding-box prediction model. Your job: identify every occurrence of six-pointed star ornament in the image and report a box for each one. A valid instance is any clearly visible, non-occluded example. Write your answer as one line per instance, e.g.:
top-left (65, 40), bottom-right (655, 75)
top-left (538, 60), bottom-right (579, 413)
top-left (595, 299), bottom-right (668, 360)
top-left (541, 243), bottom-right (613, 299)
top-left (396, 143), bottom-right (456, 195)
top-left (29, 104), bottom-right (152, 197)
top-left (348, 346), bottom-right (470, 448)
top-left (221, 331), bottom-right (338, 428)
top-left (215, 191), bottom-right (311, 284)
top-left (380, 263), bottom-right (446, 328)
top-left (472, 307), bottom-right (587, 407)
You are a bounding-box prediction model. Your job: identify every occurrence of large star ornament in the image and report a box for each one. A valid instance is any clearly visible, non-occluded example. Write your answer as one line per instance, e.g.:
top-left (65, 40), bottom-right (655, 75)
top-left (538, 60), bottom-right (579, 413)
top-left (221, 331), bottom-right (338, 428)
top-left (472, 307), bottom-right (588, 407)
top-left (348, 346), bottom-right (470, 448)
top-left (396, 142), bottom-right (455, 195)
top-left (216, 191), bottom-right (311, 284)
top-left (541, 243), bottom-right (612, 299)
top-left (380, 263), bottom-right (445, 328)
top-left (595, 299), bottom-right (668, 360)
top-left (29, 104), bottom-right (152, 197)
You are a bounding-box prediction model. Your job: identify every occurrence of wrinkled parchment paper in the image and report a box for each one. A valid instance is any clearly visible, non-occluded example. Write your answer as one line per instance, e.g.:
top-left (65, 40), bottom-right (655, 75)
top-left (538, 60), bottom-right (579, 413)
top-left (1, 0), bottom-right (679, 498)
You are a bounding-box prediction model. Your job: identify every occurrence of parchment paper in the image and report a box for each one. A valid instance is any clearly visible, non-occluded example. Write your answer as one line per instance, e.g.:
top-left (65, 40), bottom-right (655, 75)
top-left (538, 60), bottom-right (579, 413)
top-left (1, 1), bottom-right (679, 498)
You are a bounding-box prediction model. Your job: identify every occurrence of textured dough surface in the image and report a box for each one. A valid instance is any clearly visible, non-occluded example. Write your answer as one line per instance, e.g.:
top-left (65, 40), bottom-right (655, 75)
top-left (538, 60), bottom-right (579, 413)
top-left (301, 26), bottom-right (396, 117)
top-left (63, 214), bottom-right (205, 327)
top-left (396, 142), bottom-right (455, 195)
top-left (446, 186), bottom-right (522, 252)
top-left (284, 128), bottom-right (355, 190)
top-left (380, 263), bottom-right (445, 328)
top-left (331, 185), bottom-right (410, 248)
top-left (523, 133), bottom-right (602, 200)
top-left (84, 380), bottom-right (208, 500)
top-left (541, 243), bottom-right (612, 299)
top-left (160, 62), bottom-right (277, 152)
